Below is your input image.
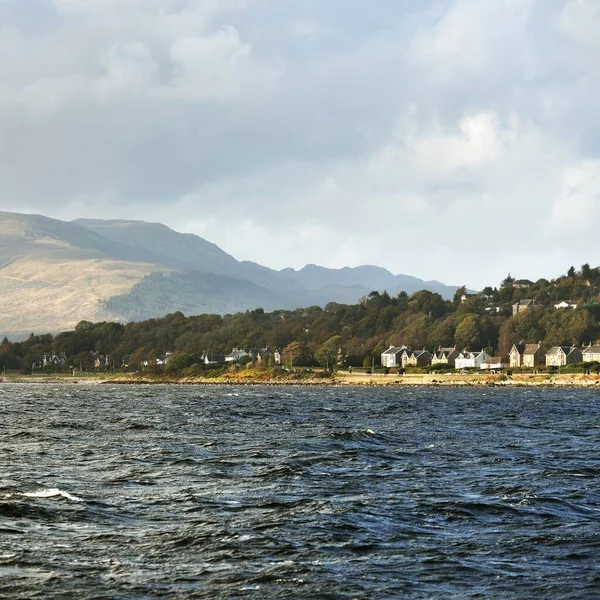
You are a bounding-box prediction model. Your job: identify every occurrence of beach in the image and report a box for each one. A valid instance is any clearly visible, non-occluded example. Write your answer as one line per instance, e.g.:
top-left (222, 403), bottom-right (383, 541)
top-left (2, 372), bottom-right (600, 387)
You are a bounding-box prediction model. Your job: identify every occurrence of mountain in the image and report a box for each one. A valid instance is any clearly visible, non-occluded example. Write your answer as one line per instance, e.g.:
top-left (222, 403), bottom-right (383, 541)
top-left (0, 211), bottom-right (464, 336)
top-left (281, 264), bottom-right (459, 301)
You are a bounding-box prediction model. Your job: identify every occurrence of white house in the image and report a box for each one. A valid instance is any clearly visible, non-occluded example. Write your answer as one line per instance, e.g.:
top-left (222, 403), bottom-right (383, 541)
top-left (156, 352), bottom-right (172, 366)
top-left (455, 350), bottom-right (492, 370)
top-left (381, 346), bottom-right (406, 368)
top-left (480, 356), bottom-right (510, 370)
top-left (554, 301), bottom-right (578, 310)
top-left (582, 345), bottom-right (600, 362)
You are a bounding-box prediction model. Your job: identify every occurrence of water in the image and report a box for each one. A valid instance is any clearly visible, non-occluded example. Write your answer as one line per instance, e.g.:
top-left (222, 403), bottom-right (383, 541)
top-left (1, 384), bottom-right (599, 599)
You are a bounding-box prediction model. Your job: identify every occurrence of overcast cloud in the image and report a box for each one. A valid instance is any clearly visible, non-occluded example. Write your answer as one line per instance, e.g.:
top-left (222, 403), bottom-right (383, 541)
top-left (0, 0), bottom-right (598, 288)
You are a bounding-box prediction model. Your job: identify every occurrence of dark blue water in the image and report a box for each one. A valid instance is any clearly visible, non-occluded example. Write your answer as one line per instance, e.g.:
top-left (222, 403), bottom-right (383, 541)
top-left (1, 384), bottom-right (599, 598)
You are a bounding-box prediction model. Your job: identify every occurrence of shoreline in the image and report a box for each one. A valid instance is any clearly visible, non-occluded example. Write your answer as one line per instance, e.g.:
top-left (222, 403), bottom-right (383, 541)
top-left (2, 373), bottom-right (600, 388)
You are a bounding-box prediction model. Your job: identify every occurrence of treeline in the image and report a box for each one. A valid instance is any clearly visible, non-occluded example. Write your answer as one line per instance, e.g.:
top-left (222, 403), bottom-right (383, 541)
top-left (1, 265), bottom-right (599, 373)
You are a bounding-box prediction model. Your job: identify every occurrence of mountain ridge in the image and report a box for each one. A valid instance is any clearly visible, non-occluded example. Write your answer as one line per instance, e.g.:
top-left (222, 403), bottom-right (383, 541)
top-left (0, 211), bottom-right (465, 336)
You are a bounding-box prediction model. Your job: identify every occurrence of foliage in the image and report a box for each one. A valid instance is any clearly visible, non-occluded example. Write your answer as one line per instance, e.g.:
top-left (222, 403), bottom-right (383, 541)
top-left (1, 265), bottom-right (599, 374)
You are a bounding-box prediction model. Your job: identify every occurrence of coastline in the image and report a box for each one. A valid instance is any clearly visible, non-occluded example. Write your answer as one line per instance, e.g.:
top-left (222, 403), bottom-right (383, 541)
top-left (2, 373), bottom-right (600, 387)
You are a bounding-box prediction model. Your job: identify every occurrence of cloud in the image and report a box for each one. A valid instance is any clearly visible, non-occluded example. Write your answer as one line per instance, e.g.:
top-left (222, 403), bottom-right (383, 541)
top-left (0, 0), bottom-right (598, 288)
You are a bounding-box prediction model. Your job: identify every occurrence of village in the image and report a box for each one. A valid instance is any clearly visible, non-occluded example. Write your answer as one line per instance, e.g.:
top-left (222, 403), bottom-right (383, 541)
top-left (381, 342), bottom-right (600, 372)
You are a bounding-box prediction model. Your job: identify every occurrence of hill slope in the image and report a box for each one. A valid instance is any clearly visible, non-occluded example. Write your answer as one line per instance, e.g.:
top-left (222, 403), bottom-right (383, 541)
top-left (0, 211), bottom-right (464, 335)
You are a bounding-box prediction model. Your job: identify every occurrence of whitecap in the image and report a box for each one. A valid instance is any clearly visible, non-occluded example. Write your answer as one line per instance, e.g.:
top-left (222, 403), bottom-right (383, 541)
top-left (21, 488), bottom-right (83, 502)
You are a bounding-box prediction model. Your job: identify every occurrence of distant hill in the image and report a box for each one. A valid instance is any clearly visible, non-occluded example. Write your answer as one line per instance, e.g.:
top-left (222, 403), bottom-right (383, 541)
top-left (0, 211), bottom-right (464, 335)
top-left (281, 264), bottom-right (460, 300)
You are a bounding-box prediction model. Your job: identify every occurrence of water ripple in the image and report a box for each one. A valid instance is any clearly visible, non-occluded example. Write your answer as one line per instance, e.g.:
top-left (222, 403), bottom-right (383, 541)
top-left (1, 383), bottom-right (599, 598)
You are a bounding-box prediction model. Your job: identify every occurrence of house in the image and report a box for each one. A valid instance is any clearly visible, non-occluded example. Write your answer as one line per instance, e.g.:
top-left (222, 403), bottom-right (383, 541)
top-left (247, 347), bottom-right (282, 365)
top-left (513, 279), bottom-right (534, 289)
top-left (512, 299), bottom-right (535, 316)
top-left (34, 353), bottom-right (68, 369)
top-left (399, 348), bottom-right (417, 368)
top-left (554, 301), bottom-right (577, 310)
top-left (203, 353), bottom-right (226, 366)
top-left (225, 348), bottom-right (249, 363)
top-left (404, 349), bottom-right (432, 367)
top-left (485, 306), bottom-right (502, 313)
top-left (455, 350), bottom-right (492, 370)
top-left (381, 346), bottom-right (407, 368)
top-left (431, 346), bottom-right (459, 367)
top-left (582, 345), bottom-right (600, 362)
top-left (523, 343), bottom-right (546, 367)
top-left (90, 352), bottom-right (110, 369)
top-left (156, 352), bottom-right (171, 366)
top-left (509, 343), bottom-right (546, 368)
top-left (480, 356), bottom-right (509, 370)
top-left (545, 346), bottom-right (583, 367)
top-left (509, 344), bottom-right (525, 367)
top-left (257, 348), bottom-right (274, 364)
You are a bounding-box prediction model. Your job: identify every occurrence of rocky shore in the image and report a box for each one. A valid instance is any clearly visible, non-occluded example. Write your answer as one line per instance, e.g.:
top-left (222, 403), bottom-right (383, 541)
top-left (3, 373), bottom-right (599, 387)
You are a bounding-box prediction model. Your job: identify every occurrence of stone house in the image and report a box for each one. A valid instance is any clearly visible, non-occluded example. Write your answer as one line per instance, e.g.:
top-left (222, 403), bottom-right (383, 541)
top-left (404, 349), bottom-right (432, 367)
top-left (545, 346), bottom-right (583, 367)
top-left (513, 279), bottom-right (534, 289)
top-left (431, 346), bottom-right (460, 367)
top-left (509, 343), bottom-right (546, 368)
top-left (512, 299), bottom-right (535, 316)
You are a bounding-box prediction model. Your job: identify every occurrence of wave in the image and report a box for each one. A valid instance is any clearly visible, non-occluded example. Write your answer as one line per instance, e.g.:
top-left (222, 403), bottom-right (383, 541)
top-left (21, 488), bottom-right (83, 502)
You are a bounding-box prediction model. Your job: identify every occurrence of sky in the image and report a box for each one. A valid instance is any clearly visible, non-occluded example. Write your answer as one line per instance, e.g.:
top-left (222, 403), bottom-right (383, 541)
top-left (0, 0), bottom-right (598, 289)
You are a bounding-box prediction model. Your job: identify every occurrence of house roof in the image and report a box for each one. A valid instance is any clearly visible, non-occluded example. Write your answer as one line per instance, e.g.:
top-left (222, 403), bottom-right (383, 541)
top-left (511, 344), bottom-right (526, 354)
top-left (484, 356), bottom-right (509, 363)
top-left (382, 346), bottom-right (405, 356)
top-left (458, 350), bottom-right (487, 359)
top-left (524, 344), bottom-right (542, 355)
top-left (583, 345), bottom-right (600, 354)
top-left (434, 347), bottom-right (457, 359)
top-left (513, 299), bottom-right (534, 307)
top-left (547, 346), bottom-right (579, 356)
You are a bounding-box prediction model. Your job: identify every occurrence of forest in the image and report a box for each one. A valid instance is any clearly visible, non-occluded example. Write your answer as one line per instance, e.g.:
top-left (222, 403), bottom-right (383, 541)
top-left (1, 265), bottom-right (599, 373)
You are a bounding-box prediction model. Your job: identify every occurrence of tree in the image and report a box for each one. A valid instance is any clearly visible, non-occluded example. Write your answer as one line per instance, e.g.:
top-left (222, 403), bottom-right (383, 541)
top-left (567, 266), bottom-right (576, 278)
top-left (428, 316), bottom-right (455, 349)
top-left (501, 274), bottom-right (514, 288)
top-left (454, 315), bottom-right (497, 352)
top-left (282, 341), bottom-right (311, 368)
top-left (315, 335), bottom-right (342, 371)
top-left (166, 352), bottom-right (195, 374)
top-left (453, 286), bottom-right (467, 308)
top-left (409, 290), bottom-right (447, 318)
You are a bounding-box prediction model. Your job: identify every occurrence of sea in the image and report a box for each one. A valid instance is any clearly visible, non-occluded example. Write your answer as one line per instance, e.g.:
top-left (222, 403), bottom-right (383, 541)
top-left (1, 383), bottom-right (599, 599)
